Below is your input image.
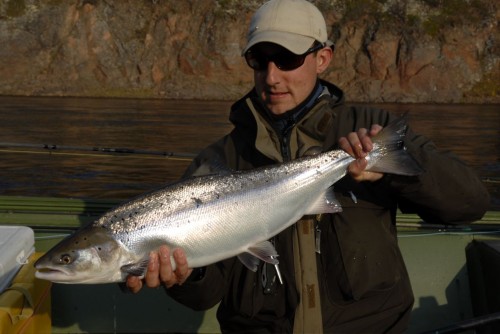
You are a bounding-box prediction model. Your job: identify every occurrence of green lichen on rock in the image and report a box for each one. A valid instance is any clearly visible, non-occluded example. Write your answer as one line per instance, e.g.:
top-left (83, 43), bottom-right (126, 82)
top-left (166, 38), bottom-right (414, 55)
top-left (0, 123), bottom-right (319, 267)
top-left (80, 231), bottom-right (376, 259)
top-left (342, 0), bottom-right (384, 21)
top-left (5, 0), bottom-right (26, 18)
top-left (311, 0), bottom-right (495, 39)
top-left (421, 0), bottom-right (493, 37)
top-left (465, 67), bottom-right (500, 101)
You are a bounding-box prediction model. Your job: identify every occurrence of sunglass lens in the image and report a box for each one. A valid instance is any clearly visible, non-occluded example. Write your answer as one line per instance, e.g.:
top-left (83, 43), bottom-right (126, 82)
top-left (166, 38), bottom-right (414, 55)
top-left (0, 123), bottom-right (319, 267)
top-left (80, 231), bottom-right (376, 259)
top-left (245, 43), bottom-right (320, 71)
top-left (275, 53), bottom-right (303, 71)
top-left (245, 52), bottom-right (266, 71)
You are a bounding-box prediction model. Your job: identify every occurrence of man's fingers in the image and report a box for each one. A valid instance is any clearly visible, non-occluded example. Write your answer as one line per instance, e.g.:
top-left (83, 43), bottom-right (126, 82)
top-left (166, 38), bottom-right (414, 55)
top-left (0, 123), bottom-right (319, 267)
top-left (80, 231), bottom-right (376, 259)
top-left (145, 251), bottom-right (161, 288)
top-left (158, 245), bottom-right (176, 287)
top-left (172, 248), bottom-right (192, 285)
top-left (358, 127), bottom-right (374, 153)
top-left (370, 124), bottom-right (383, 136)
top-left (338, 132), bottom-right (364, 158)
top-left (348, 131), bottom-right (366, 158)
top-left (125, 246), bottom-right (193, 293)
top-left (159, 247), bottom-right (192, 288)
top-left (340, 124), bottom-right (384, 183)
top-left (337, 137), bottom-right (354, 156)
top-left (340, 125), bottom-right (382, 159)
top-left (348, 158), bottom-right (368, 178)
top-left (348, 158), bottom-right (383, 182)
top-left (126, 275), bottom-right (143, 294)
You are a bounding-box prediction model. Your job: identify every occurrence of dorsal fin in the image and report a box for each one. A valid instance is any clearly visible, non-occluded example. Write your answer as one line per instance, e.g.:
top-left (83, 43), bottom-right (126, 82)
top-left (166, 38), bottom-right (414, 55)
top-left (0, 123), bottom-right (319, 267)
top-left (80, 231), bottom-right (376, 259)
top-left (191, 160), bottom-right (233, 177)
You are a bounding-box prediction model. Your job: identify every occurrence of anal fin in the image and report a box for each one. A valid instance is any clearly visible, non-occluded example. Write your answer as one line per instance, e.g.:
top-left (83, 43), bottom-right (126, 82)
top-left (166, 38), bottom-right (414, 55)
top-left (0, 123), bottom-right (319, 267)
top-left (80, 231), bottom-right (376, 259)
top-left (305, 188), bottom-right (342, 214)
top-left (237, 241), bottom-right (279, 272)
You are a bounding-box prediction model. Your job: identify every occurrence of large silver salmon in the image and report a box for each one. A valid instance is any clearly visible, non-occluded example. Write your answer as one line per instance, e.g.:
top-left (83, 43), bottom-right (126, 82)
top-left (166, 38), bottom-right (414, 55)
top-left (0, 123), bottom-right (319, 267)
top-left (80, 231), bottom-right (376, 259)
top-left (34, 117), bottom-right (421, 284)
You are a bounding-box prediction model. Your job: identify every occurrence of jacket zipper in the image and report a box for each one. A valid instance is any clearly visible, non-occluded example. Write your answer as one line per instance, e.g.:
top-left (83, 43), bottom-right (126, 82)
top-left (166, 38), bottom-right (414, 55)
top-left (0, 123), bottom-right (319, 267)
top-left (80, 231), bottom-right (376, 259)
top-left (280, 120), bottom-right (295, 162)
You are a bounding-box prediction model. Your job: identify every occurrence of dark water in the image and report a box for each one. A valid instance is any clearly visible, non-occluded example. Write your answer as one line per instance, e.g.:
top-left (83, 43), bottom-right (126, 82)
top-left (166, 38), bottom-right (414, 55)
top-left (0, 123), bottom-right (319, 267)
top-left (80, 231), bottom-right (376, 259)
top-left (0, 96), bottom-right (498, 210)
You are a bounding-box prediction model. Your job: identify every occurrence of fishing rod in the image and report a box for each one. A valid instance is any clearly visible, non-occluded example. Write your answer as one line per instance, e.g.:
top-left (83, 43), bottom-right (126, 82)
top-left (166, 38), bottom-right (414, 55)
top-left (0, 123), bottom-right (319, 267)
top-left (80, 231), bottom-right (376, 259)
top-left (0, 142), bottom-right (197, 161)
top-left (0, 142), bottom-right (499, 184)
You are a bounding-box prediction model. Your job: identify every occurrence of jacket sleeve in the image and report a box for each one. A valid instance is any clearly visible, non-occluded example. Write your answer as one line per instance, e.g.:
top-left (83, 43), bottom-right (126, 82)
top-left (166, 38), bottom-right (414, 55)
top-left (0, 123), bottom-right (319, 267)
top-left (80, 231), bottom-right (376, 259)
top-left (337, 106), bottom-right (490, 225)
top-left (166, 257), bottom-right (235, 311)
top-left (390, 127), bottom-right (490, 224)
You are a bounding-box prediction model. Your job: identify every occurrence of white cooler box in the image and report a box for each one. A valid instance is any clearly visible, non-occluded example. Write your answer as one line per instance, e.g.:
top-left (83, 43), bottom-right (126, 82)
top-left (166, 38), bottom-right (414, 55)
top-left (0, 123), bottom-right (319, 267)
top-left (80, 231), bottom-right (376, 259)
top-left (0, 226), bottom-right (35, 293)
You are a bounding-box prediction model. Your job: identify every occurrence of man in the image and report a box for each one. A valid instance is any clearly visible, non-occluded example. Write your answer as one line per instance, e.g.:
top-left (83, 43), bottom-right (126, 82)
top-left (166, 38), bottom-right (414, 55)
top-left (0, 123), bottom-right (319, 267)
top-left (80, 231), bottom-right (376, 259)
top-left (127, 0), bottom-right (490, 332)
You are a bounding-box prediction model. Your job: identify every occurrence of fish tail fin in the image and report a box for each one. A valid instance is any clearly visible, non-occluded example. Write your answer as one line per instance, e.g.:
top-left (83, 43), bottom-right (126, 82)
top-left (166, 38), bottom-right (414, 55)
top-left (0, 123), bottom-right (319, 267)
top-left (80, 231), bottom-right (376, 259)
top-left (367, 114), bottom-right (424, 176)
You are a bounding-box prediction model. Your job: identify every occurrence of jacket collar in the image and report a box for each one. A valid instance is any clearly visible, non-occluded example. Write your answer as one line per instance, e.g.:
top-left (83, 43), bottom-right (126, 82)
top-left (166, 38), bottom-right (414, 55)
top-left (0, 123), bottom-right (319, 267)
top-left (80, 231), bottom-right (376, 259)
top-left (228, 80), bottom-right (344, 162)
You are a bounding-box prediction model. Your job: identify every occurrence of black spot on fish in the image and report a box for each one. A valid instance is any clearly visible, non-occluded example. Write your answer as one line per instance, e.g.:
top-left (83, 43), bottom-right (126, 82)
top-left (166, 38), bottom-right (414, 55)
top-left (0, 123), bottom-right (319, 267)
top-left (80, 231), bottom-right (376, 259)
top-left (193, 198), bottom-right (202, 208)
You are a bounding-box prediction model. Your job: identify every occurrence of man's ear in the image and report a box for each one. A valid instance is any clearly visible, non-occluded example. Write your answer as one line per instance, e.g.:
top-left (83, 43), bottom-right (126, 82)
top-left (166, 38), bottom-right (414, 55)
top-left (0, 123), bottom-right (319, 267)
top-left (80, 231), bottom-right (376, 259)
top-left (316, 47), bottom-right (333, 74)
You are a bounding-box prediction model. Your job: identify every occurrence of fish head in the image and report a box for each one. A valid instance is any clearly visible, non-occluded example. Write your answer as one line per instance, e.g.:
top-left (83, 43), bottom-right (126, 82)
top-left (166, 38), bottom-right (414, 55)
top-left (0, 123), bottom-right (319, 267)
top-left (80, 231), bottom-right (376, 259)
top-left (35, 225), bottom-right (130, 284)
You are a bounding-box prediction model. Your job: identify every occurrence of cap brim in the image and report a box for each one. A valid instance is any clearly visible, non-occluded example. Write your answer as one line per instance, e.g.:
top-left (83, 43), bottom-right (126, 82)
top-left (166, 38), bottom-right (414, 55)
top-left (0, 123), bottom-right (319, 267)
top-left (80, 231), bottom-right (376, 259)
top-left (242, 31), bottom-right (316, 55)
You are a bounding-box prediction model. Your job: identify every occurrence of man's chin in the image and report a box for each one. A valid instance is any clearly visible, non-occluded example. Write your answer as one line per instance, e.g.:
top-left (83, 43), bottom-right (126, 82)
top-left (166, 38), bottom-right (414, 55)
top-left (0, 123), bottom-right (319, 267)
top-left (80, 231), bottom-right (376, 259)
top-left (264, 101), bottom-right (294, 115)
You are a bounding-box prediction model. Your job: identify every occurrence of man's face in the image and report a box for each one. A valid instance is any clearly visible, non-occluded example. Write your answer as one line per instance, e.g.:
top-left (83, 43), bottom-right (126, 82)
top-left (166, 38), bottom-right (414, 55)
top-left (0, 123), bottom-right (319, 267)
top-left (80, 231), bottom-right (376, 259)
top-left (249, 42), bottom-right (331, 115)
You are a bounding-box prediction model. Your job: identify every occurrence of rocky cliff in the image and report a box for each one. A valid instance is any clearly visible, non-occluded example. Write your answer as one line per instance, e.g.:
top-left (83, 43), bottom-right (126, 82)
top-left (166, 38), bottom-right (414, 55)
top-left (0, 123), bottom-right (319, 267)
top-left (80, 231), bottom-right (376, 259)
top-left (0, 0), bottom-right (498, 103)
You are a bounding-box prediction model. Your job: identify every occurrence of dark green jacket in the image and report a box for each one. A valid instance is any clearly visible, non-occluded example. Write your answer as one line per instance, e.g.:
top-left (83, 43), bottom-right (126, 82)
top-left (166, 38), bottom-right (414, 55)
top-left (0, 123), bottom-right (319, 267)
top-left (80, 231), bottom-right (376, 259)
top-left (168, 81), bottom-right (490, 333)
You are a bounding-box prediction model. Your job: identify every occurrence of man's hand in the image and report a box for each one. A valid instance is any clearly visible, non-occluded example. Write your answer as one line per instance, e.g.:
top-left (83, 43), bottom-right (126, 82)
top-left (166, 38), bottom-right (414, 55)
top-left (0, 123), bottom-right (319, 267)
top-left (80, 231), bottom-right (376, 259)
top-left (338, 124), bottom-right (384, 182)
top-left (126, 246), bottom-right (193, 293)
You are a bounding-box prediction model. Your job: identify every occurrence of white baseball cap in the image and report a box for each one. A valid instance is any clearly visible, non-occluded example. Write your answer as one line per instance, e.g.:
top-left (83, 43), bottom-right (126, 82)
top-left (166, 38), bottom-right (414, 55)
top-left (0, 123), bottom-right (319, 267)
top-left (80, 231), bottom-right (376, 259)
top-left (242, 0), bottom-right (333, 55)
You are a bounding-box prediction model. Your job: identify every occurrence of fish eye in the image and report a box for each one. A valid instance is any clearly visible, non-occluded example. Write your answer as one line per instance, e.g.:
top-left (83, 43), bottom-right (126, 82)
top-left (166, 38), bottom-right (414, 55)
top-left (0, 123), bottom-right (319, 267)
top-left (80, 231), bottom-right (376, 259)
top-left (59, 254), bottom-right (72, 264)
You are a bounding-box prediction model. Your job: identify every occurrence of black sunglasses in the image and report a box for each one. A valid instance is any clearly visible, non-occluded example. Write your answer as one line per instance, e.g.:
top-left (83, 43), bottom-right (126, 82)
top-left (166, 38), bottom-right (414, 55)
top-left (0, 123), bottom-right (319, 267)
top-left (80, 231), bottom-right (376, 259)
top-left (244, 43), bottom-right (325, 71)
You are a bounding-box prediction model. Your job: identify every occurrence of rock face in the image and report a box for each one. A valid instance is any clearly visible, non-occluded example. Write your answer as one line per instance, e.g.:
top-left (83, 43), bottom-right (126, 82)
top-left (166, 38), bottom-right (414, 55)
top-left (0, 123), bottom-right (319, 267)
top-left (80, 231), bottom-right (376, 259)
top-left (0, 0), bottom-right (498, 103)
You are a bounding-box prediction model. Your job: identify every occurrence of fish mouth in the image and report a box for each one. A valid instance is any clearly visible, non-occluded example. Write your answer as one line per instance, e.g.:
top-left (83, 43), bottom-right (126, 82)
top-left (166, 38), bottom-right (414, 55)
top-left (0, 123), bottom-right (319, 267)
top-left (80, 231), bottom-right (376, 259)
top-left (35, 265), bottom-right (74, 281)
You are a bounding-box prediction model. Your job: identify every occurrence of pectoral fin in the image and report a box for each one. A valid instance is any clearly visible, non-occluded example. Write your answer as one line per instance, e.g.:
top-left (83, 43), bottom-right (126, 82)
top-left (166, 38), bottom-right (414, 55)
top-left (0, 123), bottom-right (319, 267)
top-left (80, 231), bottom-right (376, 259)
top-left (120, 259), bottom-right (149, 277)
top-left (191, 159), bottom-right (233, 177)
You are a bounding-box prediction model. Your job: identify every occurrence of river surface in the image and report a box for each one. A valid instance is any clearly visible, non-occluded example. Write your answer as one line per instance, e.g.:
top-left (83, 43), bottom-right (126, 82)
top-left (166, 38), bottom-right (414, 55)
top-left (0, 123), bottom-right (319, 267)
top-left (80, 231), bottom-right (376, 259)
top-left (0, 96), bottom-right (498, 210)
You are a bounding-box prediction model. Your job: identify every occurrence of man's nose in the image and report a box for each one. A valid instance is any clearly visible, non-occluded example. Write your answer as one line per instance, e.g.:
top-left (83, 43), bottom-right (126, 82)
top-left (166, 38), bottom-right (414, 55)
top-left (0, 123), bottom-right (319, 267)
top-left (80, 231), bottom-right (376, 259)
top-left (265, 61), bottom-right (281, 85)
